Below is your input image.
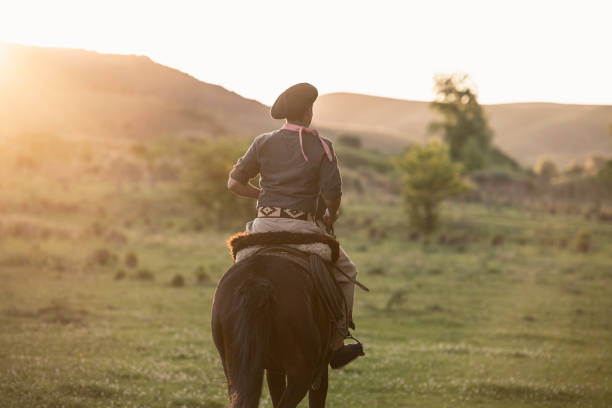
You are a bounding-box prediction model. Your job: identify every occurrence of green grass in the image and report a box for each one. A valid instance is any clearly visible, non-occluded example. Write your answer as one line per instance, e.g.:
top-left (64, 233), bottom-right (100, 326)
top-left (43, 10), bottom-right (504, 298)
top-left (1, 169), bottom-right (611, 407)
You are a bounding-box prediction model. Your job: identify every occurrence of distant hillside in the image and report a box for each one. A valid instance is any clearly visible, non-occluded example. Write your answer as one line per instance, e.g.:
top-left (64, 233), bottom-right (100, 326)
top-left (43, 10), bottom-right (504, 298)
top-left (1, 44), bottom-right (610, 167)
top-left (0, 43), bottom-right (279, 141)
top-left (314, 93), bottom-right (612, 166)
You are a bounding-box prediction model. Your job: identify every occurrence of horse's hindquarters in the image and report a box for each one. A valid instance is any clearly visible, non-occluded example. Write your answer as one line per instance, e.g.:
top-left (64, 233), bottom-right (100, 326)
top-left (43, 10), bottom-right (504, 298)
top-left (212, 256), bottom-right (331, 407)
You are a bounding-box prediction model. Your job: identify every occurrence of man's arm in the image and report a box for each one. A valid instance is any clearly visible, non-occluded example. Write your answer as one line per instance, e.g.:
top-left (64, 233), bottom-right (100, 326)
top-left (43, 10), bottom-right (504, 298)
top-left (227, 177), bottom-right (260, 200)
top-left (319, 139), bottom-right (342, 229)
top-left (227, 137), bottom-right (260, 199)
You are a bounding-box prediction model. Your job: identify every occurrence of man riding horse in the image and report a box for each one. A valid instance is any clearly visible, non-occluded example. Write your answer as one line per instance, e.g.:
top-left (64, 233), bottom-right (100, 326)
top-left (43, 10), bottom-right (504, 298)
top-left (227, 82), bottom-right (364, 368)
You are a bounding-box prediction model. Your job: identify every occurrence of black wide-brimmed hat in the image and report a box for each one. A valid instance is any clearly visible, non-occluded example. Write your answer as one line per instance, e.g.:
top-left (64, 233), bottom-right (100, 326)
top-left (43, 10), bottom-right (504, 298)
top-left (271, 83), bottom-right (318, 120)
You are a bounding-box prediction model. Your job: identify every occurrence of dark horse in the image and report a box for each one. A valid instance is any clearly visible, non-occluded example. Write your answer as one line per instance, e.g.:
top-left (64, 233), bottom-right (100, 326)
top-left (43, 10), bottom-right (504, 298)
top-left (212, 254), bottom-right (333, 408)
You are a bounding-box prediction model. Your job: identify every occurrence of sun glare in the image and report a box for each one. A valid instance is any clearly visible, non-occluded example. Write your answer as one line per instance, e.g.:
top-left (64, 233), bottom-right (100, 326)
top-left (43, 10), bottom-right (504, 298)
top-left (0, 43), bottom-right (8, 76)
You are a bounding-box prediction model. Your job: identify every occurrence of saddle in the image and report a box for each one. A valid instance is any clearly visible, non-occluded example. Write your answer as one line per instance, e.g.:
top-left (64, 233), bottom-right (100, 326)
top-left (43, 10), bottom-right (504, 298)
top-left (227, 231), bottom-right (350, 342)
top-left (228, 231), bottom-right (340, 264)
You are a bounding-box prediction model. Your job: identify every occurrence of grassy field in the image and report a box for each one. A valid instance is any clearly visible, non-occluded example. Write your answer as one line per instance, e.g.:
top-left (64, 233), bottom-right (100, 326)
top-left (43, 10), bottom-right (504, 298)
top-left (1, 170), bottom-right (611, 408)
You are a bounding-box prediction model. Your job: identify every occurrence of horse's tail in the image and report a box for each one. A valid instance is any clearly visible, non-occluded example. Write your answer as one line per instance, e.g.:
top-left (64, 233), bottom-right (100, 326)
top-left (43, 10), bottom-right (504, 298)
top-left (229, 274), bottom-right (274, 408)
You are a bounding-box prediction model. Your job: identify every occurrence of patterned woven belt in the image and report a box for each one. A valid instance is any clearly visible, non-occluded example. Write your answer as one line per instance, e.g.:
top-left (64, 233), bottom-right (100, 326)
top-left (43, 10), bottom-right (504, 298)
top-left (257, 206), bottom-right (314, 222)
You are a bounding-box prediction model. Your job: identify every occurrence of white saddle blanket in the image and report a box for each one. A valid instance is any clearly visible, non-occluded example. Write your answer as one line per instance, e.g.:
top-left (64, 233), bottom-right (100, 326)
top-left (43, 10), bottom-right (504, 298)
top-left (235, 243), bottom-right (332, 264)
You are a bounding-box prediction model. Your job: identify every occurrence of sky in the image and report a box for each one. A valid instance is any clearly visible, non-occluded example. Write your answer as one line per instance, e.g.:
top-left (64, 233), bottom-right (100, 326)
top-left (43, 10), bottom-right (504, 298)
top-left (1, 0), bottom-right (611, 106)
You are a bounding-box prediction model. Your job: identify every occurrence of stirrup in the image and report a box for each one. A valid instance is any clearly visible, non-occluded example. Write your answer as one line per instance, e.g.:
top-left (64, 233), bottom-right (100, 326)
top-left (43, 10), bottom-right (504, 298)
top-left (329, 343), bottom-right (365, 369)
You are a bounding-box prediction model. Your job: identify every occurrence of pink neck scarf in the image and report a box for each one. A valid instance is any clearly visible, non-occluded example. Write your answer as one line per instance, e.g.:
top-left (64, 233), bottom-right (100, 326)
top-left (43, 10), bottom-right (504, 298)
top-left (282, 122), bottom-right (333, 162)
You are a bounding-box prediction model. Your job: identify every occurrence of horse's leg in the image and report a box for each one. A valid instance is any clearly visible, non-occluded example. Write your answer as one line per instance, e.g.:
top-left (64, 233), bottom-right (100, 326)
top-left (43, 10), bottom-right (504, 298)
top-left (266, 370), bottom-right (286, 408)
top-left (308, 368), bottom-right (328, 408)
top-left (277, 373), bottom-right (312, 408)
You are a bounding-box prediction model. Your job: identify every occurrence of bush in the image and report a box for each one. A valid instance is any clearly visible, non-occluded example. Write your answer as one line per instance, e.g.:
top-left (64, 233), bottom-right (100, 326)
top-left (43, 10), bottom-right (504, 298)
top-left (170, 274), bottom-right (185, 287)
top-left (124, 252), bottom-right (139, 268)
top-left (335, 144), bottom-right (394, 174)
top-left (184, 139), bottom-right (255, 229)
top-left (135, 269), bottom-right (155, 280)
top-left (90, 248), bottom-right (117, 267)
top-left (533, 157), bottom-right (559, 182)
top-left (491, 234), bottom-right (504, 246)
top-left (575, 230), bottom-right (591, 253)
top-left (114, 270), bottom-right (127, 280)
top-left (397, 142), bottom-right (471, 236)
top-left (195, 266), bottom-right (211, 285)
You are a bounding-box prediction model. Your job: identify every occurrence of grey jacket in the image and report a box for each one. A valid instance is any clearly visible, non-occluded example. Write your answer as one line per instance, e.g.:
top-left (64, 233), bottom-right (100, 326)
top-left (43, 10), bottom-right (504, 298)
top-left (229, 129), bottom-right (342, 215)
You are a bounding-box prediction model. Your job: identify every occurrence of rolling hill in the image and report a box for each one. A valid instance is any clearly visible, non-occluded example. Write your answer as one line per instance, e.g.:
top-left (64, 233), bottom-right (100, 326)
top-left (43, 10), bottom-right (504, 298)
top-left (0, 43), bottom-right (279, 142)
top-left (1, 43), bottom-right (610, 167)
top-left (314, 93), bottom-right (612, 166)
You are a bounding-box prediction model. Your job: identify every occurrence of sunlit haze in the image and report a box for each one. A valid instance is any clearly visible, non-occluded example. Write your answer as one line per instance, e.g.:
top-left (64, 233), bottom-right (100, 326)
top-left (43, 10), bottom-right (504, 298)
top-left (1, 0), bottom-right (611, 105)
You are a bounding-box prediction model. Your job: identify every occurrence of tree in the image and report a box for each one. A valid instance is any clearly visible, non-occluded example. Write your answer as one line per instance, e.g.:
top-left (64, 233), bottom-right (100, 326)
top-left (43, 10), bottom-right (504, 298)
top-left (397, 141), bottom-right (471, 236)
top-left (429, 73), bottom-right (494, 171)
top-left (459, 137), bottom-right (487, 172)
top-left (533, 156), bottom-right (559, 182)
top-left (584, 154), bottom-right (608, 175)
top-left (184, 139), bottom-right (255, 229)
top-left (597, 160), bottom-right (612, 193)
top-left (563, 160), bottom-right (585, 178)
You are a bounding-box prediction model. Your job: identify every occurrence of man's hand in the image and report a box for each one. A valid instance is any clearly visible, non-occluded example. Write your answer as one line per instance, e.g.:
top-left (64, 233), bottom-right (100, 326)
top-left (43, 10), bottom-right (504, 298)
top-left (323, 208), bottom-right (339, 229)
top-left (322, 197), bottom-right (341, 233)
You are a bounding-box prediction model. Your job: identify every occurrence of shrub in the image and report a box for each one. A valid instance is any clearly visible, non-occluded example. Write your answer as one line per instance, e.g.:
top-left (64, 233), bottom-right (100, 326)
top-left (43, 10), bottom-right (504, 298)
top-left (170, 274), bottom-right (185, 287)
top-left (491, 234), bottom-right (504, 246)
top-left (575, 230), bottom-right (591, 253)
top-left (195, 266), bottom-right (211, 285)
top-left (135, 269), bottom-right (154, 280)
top-left (114, 270), bottom-right (127, 280)
top-left (397, 142), bottom-right (471, 236)
top-left (368, 227), bottom-right (378, 239)
top-left (184, 139), bottom-right (255, 229)
top-left (90, 248), bottom-right (118, 267)
top-left (564, 160), bottom-right (585, 177)
top-left (124, 252), bottom-right (139, 268)
top-left (335, 145), bottom-right (393, 174)
top-left (533, 157), bottom-right (559, 182)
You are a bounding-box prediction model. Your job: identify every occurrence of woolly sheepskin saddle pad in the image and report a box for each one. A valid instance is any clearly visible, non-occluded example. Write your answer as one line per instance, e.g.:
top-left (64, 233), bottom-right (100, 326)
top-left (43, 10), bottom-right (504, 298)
top-left (227, 231), bottom-right (340, 264)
